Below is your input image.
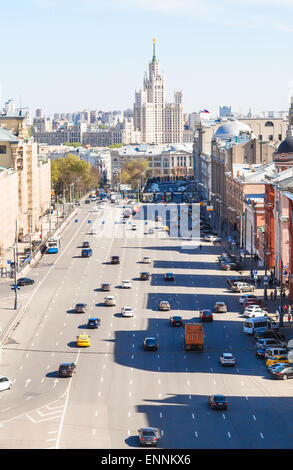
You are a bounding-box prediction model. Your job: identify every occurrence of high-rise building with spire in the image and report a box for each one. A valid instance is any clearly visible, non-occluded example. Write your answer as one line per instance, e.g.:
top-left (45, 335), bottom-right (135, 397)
top-left (133, 39), bottom-right (183, 144)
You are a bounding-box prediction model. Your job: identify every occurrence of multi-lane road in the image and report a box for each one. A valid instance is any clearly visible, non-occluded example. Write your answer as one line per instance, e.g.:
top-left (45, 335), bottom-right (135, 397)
top-left (0, 200), bottom-right (293, 449)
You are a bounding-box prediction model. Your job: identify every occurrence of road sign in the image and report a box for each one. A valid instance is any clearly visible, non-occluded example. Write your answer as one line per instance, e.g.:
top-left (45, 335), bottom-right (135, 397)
top-left (7, 260), bottom-right (11, 264)
top-left (253, 270), bottom-right (258, 275)
top-left (88, 220), bottom-right (92, 224)
top-left (231, 240), bottom-right (236, 245)
top-left (74, 219), bottom-right (78, 223)
top-left (240, 249), bottom-right (244, 256)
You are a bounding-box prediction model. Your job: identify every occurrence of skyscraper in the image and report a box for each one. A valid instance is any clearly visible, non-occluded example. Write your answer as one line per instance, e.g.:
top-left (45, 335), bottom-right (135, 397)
top-left (133, 39), bottom-right (183, 144)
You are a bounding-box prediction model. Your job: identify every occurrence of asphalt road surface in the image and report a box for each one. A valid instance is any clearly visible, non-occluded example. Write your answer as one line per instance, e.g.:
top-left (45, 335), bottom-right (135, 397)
top-left (0, 201), bottom-right (293, 449)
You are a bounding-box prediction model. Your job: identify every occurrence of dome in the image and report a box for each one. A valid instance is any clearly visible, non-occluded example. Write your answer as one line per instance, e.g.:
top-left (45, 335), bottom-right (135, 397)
top-left (276, 136), bottom-right (293, 154)
top-left (213, 120), bottom-right (252, 140)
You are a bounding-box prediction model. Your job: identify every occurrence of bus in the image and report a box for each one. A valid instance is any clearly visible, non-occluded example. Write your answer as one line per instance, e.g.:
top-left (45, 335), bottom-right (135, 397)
top-left (46, 236), bottom-right (61, 254)
top-left (243, 316), bottom-right (278, 335)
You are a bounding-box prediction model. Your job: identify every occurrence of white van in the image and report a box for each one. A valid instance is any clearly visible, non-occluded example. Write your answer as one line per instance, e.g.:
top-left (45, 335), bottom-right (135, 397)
top-left (265, 347), bottom-right (288, 358)
top-left (256, 338), bottom-right (283, 349)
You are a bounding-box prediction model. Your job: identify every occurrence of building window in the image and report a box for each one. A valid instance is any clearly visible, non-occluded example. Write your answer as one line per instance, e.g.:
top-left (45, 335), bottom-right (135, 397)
top-left (269, 135), bottom-right (273, 141)
top-left (259, 135), bottom-right (262, 141)
top-left (278, 134), bottom-right (282, 141)
top-left (265, 121), bottom-right (274, 127)
top-left (0, 145), bottom-right (7, 154)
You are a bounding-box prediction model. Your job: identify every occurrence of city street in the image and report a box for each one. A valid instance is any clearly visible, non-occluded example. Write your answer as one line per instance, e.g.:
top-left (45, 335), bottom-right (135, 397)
top-left (0, 200), bottom-right (293, 449)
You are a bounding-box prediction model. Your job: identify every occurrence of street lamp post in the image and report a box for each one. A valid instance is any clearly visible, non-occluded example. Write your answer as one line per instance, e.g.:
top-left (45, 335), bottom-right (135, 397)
top-left (13, 245), bottom-right (18, 310)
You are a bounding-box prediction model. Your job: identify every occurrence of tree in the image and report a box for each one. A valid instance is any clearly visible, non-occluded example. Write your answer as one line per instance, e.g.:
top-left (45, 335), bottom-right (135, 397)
top-left (120, 159), bottom-right (149, 189)
top-left (51, 154), bottom-right (95, 200)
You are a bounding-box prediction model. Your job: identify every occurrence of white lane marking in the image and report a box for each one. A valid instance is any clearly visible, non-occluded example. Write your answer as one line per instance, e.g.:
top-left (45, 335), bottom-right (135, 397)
top-left (228, 432), bottom-right (231, 438)
top-left (222, 414), bottom-right (226, 420)
top-left (56, 350), bottom-right (81, 449)
top-left (160, 412), bottom-right (162, 418)
top-left (92, 429), bottom-right (96, 435)
top-left (253, 415), bottom-right (256, 421)
top-left (260, 433), bottom-right (264, 439)
top-left (195, 431), bottom-right (198, 437)
top-left (192, 413), bottom-right (195, 419)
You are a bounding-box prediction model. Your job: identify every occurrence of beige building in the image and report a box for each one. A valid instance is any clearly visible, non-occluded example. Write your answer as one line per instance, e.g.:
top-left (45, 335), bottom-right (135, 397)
top-left (0, 167), bottom-right (18, 261)
top-left (0, 114), bottom-right (51, 253)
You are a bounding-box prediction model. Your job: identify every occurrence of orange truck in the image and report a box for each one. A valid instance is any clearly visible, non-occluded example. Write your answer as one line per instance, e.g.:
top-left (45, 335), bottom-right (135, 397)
top-left (184, 324), bottom-right (204, 351)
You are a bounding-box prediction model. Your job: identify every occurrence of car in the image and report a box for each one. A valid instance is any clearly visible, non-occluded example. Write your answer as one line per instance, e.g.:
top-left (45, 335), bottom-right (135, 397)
top-left (140, 272), bottom-right (150, 280)
top-left (162, 225), bottom-right (169, 232)
top-left (17, 277), bottom-right (34, 286)
top-left (74, 201), bottom-right (81, 206)
top-left (164, 272), bottom-right (174, 281)
top-left (131, 224), bottom-right (137, 231)
top-left (155, 215), bottom-right (162, 222)
top-left (111, 255), bottom-right (120, 264)
top-left (219, 353), bottom-right (235, 366)
top-left (122, 280), bottom-right (132, 289)
top-left (143, 337), bottom-right (159, 351)
top-left (85, 199), bottom-right (91, 204)
top-left (0, 376), bottom-right (12, 391)
top-left (266, 355), bottom-right (289, 367)
top-left (227, 276), bottom-right (252, 287)
top-left (58, 362), bottom-right (77, 377)
top-left (74, 303), bottom-right (87, 313)
top-left (200, 309), bottom-right (213, 322)
top-left (255, 331), bottom-right (285, 342)
top-left (243, 298), bottom-right (262, 309)
top-left (267, 362), bottom-right (289, 372)
top-left (243, 308), bottom-right (268, 318)
top-left (159, 300), bottom-right (170, 311)
top-left (214, 302), bottom-right (227, 313)
top-left (76, 335), bottom-right (90, 347)
top-left (90, 228), bottom-right (97, 235)
top-left (87, 317), bottom-right (100, 329)
top-left (209, 235), bottom-right (221, 242)
top-left (264, 346), bottom-right (288, 358)
top-left (222, 262), bottom-right (243, 271)
top-left (82, 241), bottom-right (90, 248)
top-left (170, 315), bottom-right (183, 326)
top-left (256, 347), bottom-right (268, 359)
top-left (138, 427), bottom-right (160, 446)
top-left (81, 248), bottom-right (93, 257)
top-left (122, 218), bottom-right (127, 224)
top-left (142, 256), bottom-right (151, 264)
top-left (104, 296), bottom-right (116, 306)
top-left (269, 365), bottom-right (293, 380)
top-left (148, 228), bottom-right (155, 234)
top-left (256, 338), bottom-right (283, 349)
top-left (101, 283), bottom-right (111, 291)
top-left (208, 394), bottom-right (227, 410)
top-left (121, 306), bottom-right (134, 317)
top-left (239, 294), bottom-right (257, 304)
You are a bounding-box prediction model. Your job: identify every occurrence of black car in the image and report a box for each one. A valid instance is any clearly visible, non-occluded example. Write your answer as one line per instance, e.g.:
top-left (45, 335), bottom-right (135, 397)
top-left (208, 394), bottom-right (228, 410)
top-left (87, 317), bottom-right (100, 329)
top-left (144, 337), bottom-right (159, 351)
top-left (170, 316), bottom-right (183, 326)
top-left (270, 365), bottom-right (293, 380)
top-left (81, 248), bottom-right (93, 257)
top-left (75, 303), bottom-right (87, 313)
top-left (254, 330), bottom-right (285, 342)
top-left (101, 283), bottom-right (111, 291)
top-left (82, 241), bottom-right (90, 248)
top-left (140, 272), bottom-right (150, 280)
top-left (138, 427), bottom-right (160, 446)
top-left (256, 347), bottom-right (268, 359)
top-left (58, 362), bottom-right (76, 378)
top-left (17, 277), bottom-right (34, 286)
top-left (222, 262), bottom-right (243, 271)
top-left (164, 272), bottom-right (175, 281)
top-left (111, 256), bottom-right (120, 264)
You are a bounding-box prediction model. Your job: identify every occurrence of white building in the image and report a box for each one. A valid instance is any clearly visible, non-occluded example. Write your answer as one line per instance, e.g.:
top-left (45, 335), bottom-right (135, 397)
top-left (133, 39), bottom-right (183, 144)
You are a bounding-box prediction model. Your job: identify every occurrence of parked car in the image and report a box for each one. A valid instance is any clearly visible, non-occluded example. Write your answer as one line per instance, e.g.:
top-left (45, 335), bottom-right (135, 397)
top-left (266, 355), bottom-right (289, 367)
top-left (269, 365), bottom-right (293, 380)
top-left (214, 302), bottom-right (227, 313)
top-left (111, 255), bottom-right (120, 264)
top-left (256, 338), bottom-right (285, 349)
top-left (17, 278), bottom-right (34, 286)
top-left (264, 347), bottom-right (288, 358)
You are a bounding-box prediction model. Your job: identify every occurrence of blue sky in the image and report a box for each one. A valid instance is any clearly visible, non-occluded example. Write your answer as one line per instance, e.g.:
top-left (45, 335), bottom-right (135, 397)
top-left (1, 0), bottom-right (293, 116)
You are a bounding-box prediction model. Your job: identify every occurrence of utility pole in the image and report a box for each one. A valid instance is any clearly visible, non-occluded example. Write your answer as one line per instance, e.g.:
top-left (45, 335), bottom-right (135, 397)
top-left (250, 224), bottom-right (253, 278)
top-left (13, 245), bottom-right (18, 310)
top-left (264, 240), bottom-right (268, 301)
top-left (279, 259), bottom-right (284, 327)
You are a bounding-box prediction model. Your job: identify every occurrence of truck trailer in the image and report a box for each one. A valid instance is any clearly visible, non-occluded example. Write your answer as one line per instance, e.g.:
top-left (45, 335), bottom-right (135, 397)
top-left (184, 324), bottom-right (204, 351)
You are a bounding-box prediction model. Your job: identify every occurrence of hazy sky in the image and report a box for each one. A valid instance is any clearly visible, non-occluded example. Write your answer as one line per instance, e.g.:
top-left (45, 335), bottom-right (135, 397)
top-left (1, 0), bottom-right (293, 116)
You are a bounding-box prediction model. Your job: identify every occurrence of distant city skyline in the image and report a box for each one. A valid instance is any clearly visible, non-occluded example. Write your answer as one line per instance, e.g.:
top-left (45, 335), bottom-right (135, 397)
top-left (1, 0), bottom-right (293, 116)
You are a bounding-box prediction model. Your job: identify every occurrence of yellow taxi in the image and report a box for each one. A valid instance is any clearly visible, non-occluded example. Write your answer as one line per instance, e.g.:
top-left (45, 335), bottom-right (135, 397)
top-left (163, 225), bottom-right (169, 232)
top-left (76, 335), bottom-right (90, 347)
top-left (266, 355), bottom-right (289, 367)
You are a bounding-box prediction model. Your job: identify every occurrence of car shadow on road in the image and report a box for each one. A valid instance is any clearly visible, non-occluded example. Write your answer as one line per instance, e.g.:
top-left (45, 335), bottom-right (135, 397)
top-left (46, 371), bottom-right (58, 378)
top-left (124, 436), bottom-right (140, 447)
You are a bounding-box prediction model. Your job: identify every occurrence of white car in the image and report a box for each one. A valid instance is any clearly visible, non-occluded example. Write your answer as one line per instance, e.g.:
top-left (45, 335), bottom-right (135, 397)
top-left (244, 309), bottom-right (268, 318)
top-left (159, 301), bottom-right (171, 311)
top-left (219, 353), bottom-right (235, 367)
top-left (0, 376), bottom-right (12, 391)
top-left (210, 236), bottom-right (221, 242)
top-left (142, 256), bottom-right (151, 264)
top-left (122, 280), bottom-right (132, 289)
top-left (121, 307), bottom-right (134, 317)
top-left (131, 224), bottom-right (137, 230)
top-left (104, 295), bottom-right (116, 306)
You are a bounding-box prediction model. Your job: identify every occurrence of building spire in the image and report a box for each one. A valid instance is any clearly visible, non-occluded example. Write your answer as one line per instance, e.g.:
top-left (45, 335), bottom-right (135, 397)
top-left (152, 38), bottom-right (157, 63)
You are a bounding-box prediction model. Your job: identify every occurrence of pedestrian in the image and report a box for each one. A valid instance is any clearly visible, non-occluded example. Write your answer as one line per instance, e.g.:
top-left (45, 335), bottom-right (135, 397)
top-left (270, 290), bottom-right (274, 301)
top-left (288, 313), bottom-right (291, 327)
top-left (274, 288), bottom-right (277, 300)
top-left (275, 310), bottom-right (279, 322)
top-left (199, 244), bottom-right (202, 251)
